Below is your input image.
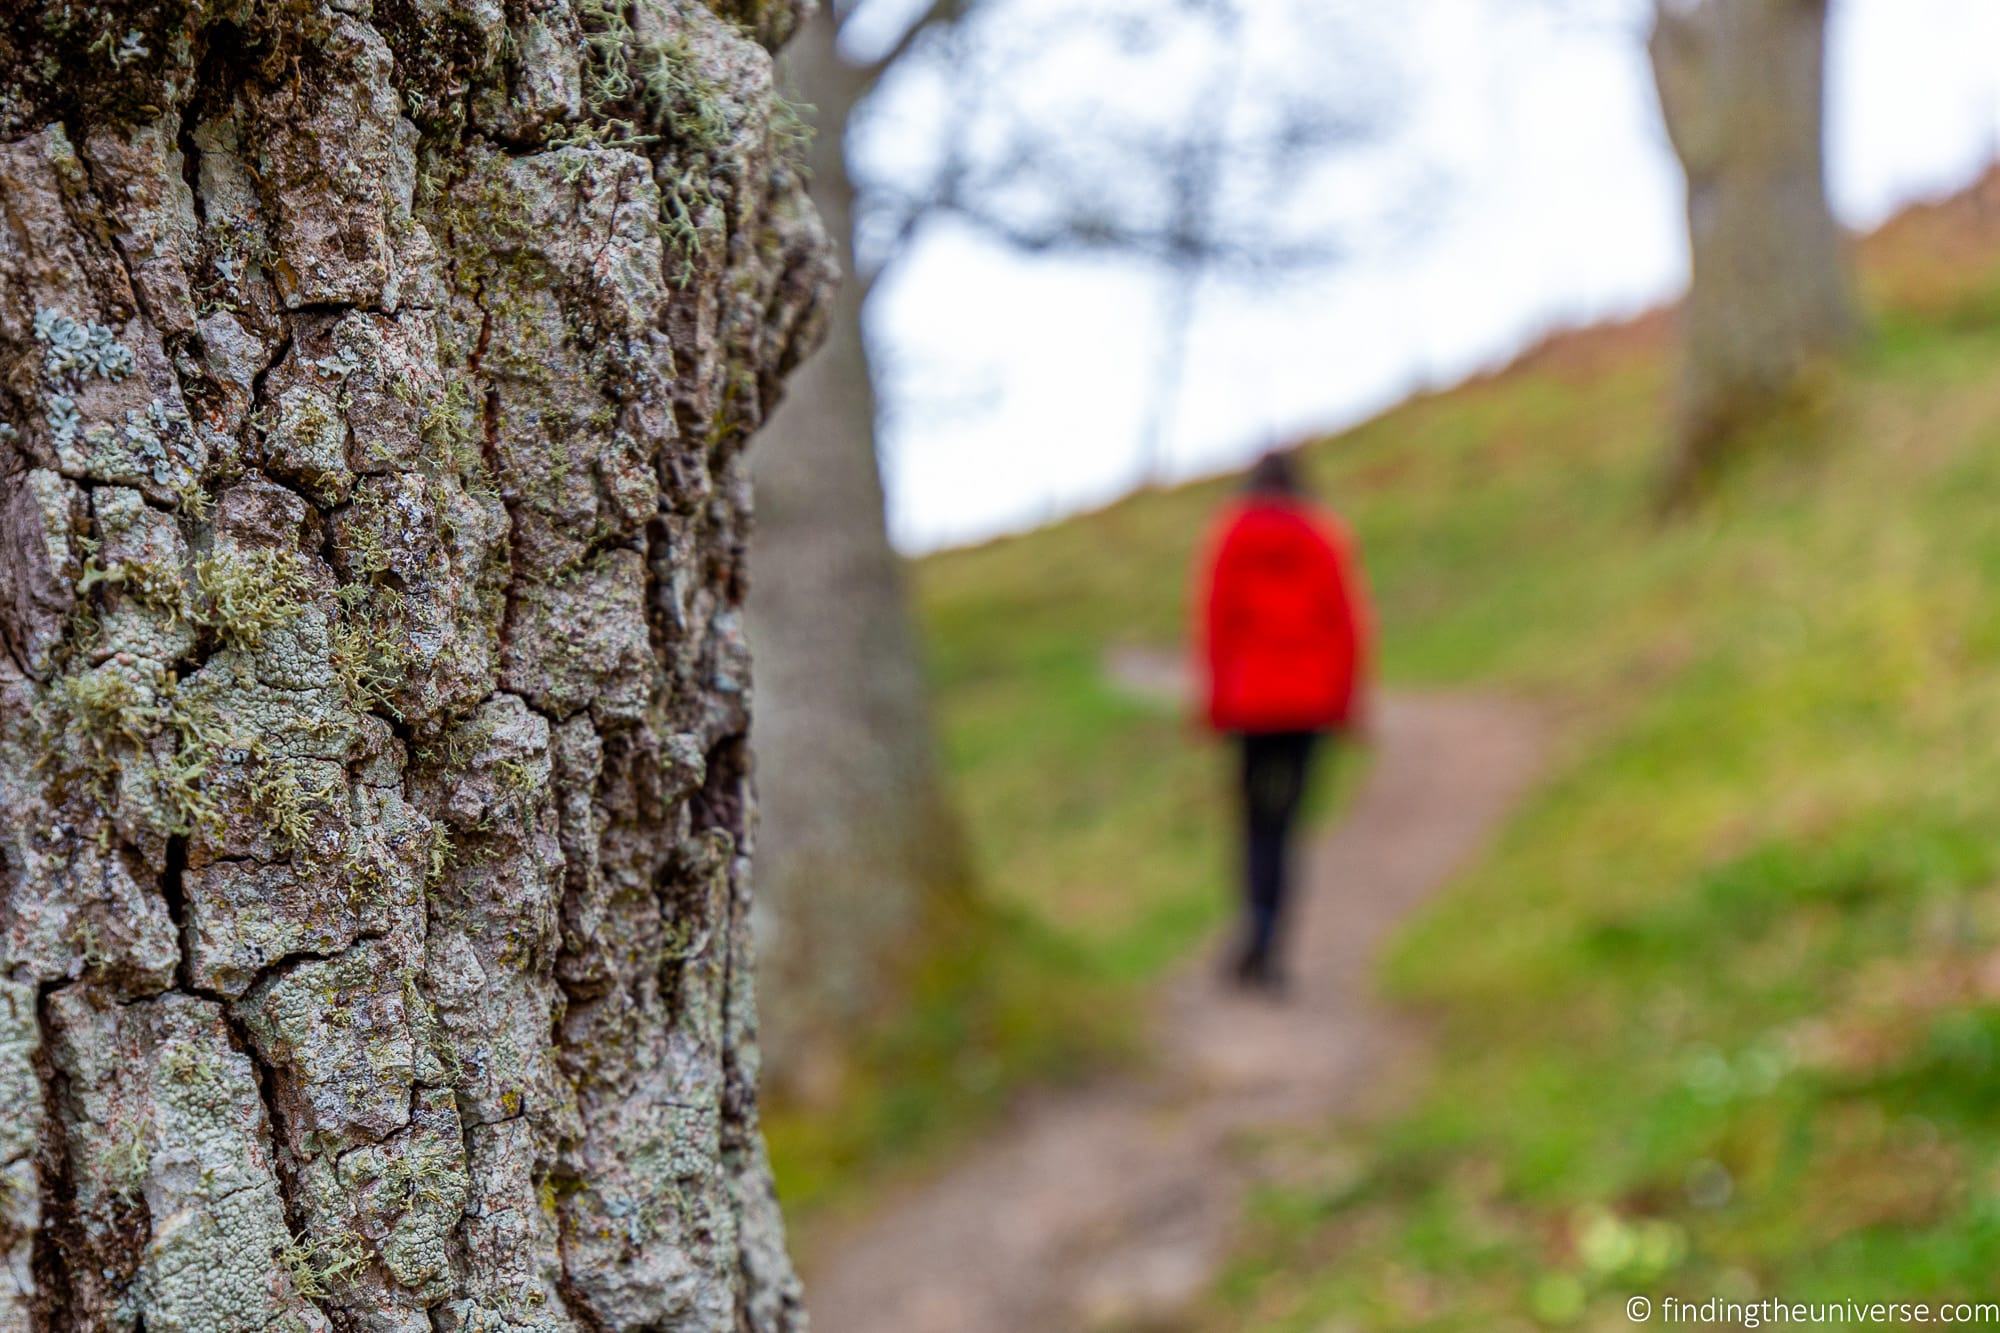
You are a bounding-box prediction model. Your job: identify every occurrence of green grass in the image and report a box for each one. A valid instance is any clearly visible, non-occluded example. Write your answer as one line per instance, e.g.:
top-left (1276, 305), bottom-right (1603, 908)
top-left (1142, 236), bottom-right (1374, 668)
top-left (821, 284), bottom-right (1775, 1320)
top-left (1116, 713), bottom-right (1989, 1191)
top-left (775, 178), bottom-right (2000, 1328)
top-left (1192, 192), bottom-right (2000, 1326)
top-left (764, 892), bottom-right (1124, 1223)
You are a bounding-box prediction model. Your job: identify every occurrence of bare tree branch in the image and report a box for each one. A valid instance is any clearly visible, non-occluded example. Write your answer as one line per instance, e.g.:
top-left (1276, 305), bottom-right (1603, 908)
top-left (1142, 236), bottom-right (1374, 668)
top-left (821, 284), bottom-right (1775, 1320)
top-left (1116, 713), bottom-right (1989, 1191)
top-left (828, 0), bottom-right (1406, 479)
top-left (844, 0), bottom-right (971, 89)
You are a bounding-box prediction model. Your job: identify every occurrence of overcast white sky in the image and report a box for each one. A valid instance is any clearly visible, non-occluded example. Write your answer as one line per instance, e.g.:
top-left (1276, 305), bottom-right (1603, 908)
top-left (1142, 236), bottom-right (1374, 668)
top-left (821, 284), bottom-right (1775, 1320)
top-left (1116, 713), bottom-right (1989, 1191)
top-left (852, 0), bottom-right (2000, 551)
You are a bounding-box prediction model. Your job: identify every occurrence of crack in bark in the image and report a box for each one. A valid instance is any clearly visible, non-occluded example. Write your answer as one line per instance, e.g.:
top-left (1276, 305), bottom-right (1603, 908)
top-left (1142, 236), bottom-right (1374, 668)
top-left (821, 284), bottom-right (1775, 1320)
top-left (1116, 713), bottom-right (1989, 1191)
top-left (160, 835), bottom-right (191, 990)
top-left (209, 997), bottom-right (319, 1307)
top-left (28, 980), bottom-right (80, 1333)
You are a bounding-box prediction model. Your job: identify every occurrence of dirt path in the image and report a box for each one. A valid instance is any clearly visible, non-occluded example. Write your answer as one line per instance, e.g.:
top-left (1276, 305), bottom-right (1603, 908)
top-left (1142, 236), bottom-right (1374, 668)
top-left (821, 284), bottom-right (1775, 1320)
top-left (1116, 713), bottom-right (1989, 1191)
top-left (801, 679), bottom-right (1550, 1333)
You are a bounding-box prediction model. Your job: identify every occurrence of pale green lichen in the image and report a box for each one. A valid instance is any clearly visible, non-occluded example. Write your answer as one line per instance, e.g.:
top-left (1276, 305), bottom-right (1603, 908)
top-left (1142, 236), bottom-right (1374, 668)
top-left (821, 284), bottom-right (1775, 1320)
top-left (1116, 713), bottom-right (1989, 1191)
top-left (34, 308), bottom-right (201, 492)
top-left (44, 660), bottom-right (161, 770)
top-left (249, 754), bottom-right (335, 856)
top-left (77, 552), bottom-right (188, 616)
top-left (660, 171), bottom-right (721, 285)
top-left (196, 214), bottom-right (274, 316)
top-left (573, 0), bottom-right (732, 151)
top-left (330, 583), bottom-right (410, 714)
top-left (493, 757), bottom-right (540, 799)
top-left (264, 382), bottom-right (353, 504)
top-left (101, 1120), bottom-right (151, 1191)
top-left (424, 823), bottom-right (457, 891)
top-left (377, 1133), bottom-right (464, 1213)
top-left (115, 399), bottom-right (196, 490)
top-left (563, 0), bottom-right (734, 283)
top-left (275, 1227), bottom-right (368, 1302)
top-left (37, 658), bottom-right (241, 839)
top-left (34, 307), bottom-right (135, 382)
top-left (194, 547), bottom-right (311, 650)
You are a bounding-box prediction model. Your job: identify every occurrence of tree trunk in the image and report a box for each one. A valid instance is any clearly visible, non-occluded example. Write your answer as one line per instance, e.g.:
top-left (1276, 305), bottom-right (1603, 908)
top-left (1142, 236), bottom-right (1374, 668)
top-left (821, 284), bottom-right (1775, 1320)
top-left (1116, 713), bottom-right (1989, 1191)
top-left (1650, 0), bottom-right (1859, 498)
top-left (746, 8), bottom-right (968, 1092)
top-left (0, 2), bottom-right (830, 1329)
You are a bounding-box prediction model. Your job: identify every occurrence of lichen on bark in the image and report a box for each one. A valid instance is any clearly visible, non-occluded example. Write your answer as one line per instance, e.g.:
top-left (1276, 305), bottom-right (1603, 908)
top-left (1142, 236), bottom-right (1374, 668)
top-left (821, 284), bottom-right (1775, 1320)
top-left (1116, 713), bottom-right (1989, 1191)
top-left (0, 1), bottom-right (832, 1328)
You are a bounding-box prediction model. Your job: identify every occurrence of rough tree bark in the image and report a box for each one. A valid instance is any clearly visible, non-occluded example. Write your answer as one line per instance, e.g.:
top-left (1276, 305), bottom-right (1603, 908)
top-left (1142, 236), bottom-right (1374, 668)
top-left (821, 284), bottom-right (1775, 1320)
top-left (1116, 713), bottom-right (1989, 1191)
top-left (746, 4), bottom-right (966, 1090)
top-left (1649, 0), bottom-right (1860, 499)
top-left (0, 1), bottom-right (830, 1329)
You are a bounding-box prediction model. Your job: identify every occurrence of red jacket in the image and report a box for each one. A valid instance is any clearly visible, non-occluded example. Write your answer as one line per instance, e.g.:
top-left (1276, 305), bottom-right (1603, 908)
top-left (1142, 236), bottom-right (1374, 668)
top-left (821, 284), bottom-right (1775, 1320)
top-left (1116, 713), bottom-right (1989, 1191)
top-left (1196, 498), bottom-right (1371, 733)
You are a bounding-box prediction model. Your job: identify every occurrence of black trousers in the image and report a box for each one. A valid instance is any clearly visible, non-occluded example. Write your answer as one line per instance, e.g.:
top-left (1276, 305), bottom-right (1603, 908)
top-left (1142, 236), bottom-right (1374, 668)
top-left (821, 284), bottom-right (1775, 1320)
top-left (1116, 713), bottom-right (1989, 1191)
top-left (1236, 730), bottom-right (1322, 975)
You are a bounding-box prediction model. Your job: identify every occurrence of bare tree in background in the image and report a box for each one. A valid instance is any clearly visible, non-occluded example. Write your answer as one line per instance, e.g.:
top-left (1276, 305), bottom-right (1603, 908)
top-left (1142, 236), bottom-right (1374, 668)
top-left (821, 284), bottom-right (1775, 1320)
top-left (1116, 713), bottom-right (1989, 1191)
top-left (747, 0), bottom-right (971, 1094)
top-left (0, 1), bottom-right (827, 1326)
top-left (1649, 0), bottom-right (1860, 499)
top-left (749, 0), bottom-right (1397, 1090)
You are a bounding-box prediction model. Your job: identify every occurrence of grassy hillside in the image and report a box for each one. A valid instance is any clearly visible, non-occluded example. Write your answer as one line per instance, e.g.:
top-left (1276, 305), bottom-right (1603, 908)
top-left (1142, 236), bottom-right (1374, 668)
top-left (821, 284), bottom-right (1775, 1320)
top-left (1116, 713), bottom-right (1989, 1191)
top-left (1195, 182), bottom-right (2000, 1327)
top-left (773, 172), bottom-right (2000, 1322)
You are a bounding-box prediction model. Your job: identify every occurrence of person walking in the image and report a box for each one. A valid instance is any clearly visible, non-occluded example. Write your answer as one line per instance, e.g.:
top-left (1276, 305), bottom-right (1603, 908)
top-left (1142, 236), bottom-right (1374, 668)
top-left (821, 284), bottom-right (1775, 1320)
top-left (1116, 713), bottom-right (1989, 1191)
top-left (1196, 450), bottom-right (1373, 990)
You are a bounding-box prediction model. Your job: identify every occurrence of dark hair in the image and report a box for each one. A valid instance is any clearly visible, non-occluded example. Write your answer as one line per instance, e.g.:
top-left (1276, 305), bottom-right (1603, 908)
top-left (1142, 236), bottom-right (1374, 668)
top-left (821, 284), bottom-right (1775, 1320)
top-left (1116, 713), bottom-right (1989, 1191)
top-left (1246, 450), bottom-right (1306, 498)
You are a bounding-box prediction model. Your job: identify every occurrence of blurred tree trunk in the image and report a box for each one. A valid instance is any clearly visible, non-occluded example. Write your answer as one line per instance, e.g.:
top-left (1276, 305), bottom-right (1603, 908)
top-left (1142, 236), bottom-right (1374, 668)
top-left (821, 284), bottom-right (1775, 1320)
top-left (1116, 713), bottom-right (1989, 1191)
top-left (0, 2), bottom-right (828, 1328)
top-left (749, 4), bottom-right (970, 1096)
top-left (1649, 0), bottom-right (1859, 500)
